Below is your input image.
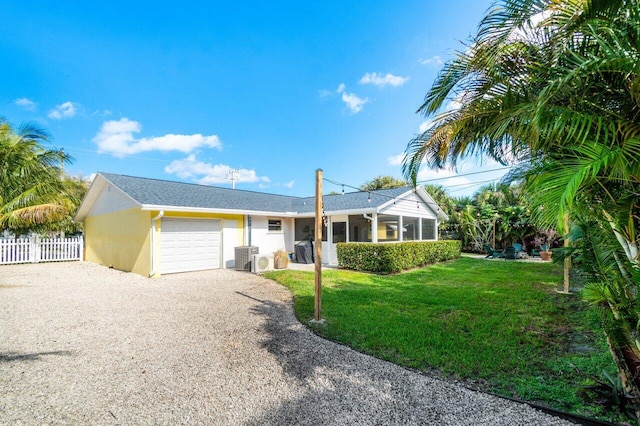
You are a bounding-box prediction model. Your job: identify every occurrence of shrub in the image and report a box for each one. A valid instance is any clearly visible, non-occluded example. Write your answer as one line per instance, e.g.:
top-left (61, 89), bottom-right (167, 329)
top-left (337, 240), bottom-right (461, 273)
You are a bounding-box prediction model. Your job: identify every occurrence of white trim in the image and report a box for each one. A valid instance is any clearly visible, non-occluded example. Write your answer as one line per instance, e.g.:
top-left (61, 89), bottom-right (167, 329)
top-left (139, 204), bottom-right (299, 217)
top-left (294, 208), bottom-right (378, 218)
top-left (416, 186), bottom-right (449, 221)
top-left (75, 174), bottom-right (143, 221)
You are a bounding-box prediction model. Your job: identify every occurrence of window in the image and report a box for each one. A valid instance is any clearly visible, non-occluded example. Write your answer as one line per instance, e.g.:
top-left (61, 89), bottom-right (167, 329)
top-left (422, 219), bottom-right (436, 240)
top-left (294, 218), bottom-right (327, 241)
top-left (268, 219), bottom-right (282, 232)
top-left (348, 215), bottom-right (371, 242)
top-left (378, 214), bottom-right (399, 242)
top-left (403, 216), bottom-right (420, 241)
top-left (332, 222), bottom-right (347, 243)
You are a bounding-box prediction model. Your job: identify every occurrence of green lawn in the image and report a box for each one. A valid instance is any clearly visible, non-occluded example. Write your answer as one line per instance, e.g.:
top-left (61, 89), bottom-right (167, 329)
top-left (264, 257), bottom-right (619, 422)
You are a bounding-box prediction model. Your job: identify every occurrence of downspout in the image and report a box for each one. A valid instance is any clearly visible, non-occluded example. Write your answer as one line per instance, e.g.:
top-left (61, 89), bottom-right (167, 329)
top-left (148, 210), bottom-right (164, 277)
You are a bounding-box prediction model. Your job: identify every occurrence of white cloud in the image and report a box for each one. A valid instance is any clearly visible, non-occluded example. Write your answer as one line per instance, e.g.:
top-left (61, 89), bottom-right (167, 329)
top-left (419, 119), bottom-right (435, 133)
top-left (165, 154), bottom-right (269, 186)
top-left (336, 83), bottom-right (368, 112)
top-left (92, 109), bottom-right (112, 118)
top-left (283, 180), bottom-right (295, 188)
top-left (15, 98), bottom-right (36, 111)
top-left (420, 56), bottom-right (444, 66)
top-left (318, 89), bottom-right (333, 99)
top-left (48, 101), bottom-right (78, 120)
top-left (387, 153), bottom-right (405, 166)
top-left (93, 118), bottom-right (222, 157)
top-left (359, 72), bottom-right (409, 88)
top-left (341, 92), bottom-right (368, 114)
top-left (325, 83), bottom-right (368, 114)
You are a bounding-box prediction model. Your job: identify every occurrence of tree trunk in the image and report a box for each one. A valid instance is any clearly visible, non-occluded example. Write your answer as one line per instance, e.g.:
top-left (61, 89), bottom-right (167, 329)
top-left (605, 333), bottom-right (640, 420)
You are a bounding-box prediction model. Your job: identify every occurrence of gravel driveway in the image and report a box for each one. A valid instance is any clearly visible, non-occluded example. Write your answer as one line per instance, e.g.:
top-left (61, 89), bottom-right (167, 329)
top-left (1, 262), bottom-right (573, 425)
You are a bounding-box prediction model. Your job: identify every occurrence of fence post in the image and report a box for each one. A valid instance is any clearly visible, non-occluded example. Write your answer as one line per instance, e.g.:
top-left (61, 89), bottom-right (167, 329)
top-left (79, 236), bottom-right (84, 261)
top-left (34, 235), bottom-right (41, 263)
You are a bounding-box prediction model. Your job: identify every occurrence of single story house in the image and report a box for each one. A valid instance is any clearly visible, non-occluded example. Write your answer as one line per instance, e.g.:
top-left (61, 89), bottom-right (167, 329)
top-left (75, 172), bottom-right (449, 276)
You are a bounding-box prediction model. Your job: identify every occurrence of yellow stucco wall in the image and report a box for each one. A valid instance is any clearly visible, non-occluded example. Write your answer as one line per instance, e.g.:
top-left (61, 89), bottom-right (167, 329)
top-left (84, 208), bottom-right (152, 276)
top-left (86, 210), bottom-right (245, 277)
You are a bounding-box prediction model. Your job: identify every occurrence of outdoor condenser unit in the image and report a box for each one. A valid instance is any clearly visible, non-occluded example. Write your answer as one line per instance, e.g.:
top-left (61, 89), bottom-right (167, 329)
top-left (235, 246), bottom-right (258, 271)
top-left (251, 254), bottom-right (274, 273)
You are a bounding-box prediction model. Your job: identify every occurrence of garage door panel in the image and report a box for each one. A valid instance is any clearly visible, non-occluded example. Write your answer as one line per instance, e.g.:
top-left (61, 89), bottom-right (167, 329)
top-left (161, 219), bottom-right (221, 274)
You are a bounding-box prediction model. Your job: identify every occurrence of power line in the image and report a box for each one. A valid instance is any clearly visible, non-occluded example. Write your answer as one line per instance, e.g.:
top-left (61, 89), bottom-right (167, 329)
top-left (323, 165), bottom-right (514, 199)
top-left (415, 165), bottom-right (513, 184)
top-left (446, 179), bottom-right (502, 193)
top-left (60, 146), bottom-right (177, 164)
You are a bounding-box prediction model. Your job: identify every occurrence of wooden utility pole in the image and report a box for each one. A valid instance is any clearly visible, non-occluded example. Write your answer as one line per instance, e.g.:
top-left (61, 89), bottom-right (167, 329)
top-left (314, 169), bottom-right (323, 321)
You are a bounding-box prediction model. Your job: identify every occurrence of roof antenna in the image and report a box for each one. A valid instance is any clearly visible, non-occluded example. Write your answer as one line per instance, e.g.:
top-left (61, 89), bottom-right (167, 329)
top-left (226, 169), bottom-right (239, 189)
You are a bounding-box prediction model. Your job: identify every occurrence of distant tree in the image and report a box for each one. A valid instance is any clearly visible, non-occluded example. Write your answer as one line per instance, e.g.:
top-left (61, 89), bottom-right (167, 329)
top-left (361, 176), bottom-right (407, 191)
top-left (0, 118), bottom-right (74, 235)
top-left (422, 184), bottom-right (452, 208)
top-left (52, 174), bottom-right (89, 236)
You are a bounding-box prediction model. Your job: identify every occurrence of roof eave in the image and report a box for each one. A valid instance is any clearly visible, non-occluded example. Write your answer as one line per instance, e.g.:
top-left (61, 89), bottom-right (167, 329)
top-left (140, 204), bottom-right (300, 217)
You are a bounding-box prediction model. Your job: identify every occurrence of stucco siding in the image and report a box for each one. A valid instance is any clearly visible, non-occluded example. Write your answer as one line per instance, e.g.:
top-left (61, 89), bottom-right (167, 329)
top-left (251, 216), bottom-right (294, 255)
top-left (84, 208), bottom-right (151, 276)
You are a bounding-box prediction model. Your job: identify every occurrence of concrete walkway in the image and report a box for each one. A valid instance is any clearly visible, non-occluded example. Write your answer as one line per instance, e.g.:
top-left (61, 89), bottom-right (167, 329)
top-left (0, 262), bottom-right (572, 425)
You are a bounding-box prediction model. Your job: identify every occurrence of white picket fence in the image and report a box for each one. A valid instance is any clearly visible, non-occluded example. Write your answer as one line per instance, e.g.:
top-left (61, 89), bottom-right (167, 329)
top-left (0, 236), bottom-right (84, 265)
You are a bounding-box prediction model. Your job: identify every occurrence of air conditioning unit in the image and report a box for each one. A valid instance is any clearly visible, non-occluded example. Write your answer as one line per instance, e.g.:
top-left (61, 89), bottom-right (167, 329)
top-left (235, 246), bottom-right (259, 271)
top-left (252, 254), bottom-right (274, 273)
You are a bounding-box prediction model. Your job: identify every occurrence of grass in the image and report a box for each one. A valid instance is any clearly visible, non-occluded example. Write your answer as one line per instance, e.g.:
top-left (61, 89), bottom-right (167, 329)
top-left (263, 257), bottom-right (620, 422)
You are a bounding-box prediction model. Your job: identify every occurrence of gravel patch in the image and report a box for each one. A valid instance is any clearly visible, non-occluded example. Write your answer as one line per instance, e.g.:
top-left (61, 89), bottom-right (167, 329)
top-left (0, 262), bottom-right (574, 425)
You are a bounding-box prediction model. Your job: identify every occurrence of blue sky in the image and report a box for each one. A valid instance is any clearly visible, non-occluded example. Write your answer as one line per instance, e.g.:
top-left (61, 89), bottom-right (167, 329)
top-left (2, 0), bottom-right (505, 198)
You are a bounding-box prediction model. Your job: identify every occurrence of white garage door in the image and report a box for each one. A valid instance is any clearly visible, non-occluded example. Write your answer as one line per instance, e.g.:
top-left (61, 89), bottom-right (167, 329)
top-left (161, 218), bottom-right (221, 274)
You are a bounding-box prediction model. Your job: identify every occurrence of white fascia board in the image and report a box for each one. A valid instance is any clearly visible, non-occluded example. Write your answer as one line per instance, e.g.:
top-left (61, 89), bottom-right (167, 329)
top-left (139, 205), bottom-right (299, 217)
top-left (375, 187), bottom-right (449, 221)
top-left (416, 186), bottom-right (449, 221)
top-left (75, 173), bottom-right (142, 222)
top-left (294, 208), bottom-right (378, 218)
top-left (140, 205), bottom-right (381, 219)
top-left (74, 176), bottom-right (106, 222)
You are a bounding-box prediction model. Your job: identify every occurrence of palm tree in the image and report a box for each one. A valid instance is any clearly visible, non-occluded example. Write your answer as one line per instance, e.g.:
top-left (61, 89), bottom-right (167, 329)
top-left (0, 118), bottom-right (73, 234)
top-left (402, 0), bottom-right (640, 408)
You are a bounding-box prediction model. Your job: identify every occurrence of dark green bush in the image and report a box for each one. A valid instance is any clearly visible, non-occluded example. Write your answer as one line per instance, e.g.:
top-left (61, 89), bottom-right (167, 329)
top-left (337, 240), bottom-right (461, 273)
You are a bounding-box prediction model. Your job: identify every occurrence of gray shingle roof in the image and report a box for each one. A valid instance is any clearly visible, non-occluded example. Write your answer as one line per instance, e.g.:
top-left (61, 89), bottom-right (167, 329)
top-left (101, 173), bottom-right (299, 212)
top-left (99, 173), bottom-right (418, 214)
top-left (293, 186), bottom-right (414, 213)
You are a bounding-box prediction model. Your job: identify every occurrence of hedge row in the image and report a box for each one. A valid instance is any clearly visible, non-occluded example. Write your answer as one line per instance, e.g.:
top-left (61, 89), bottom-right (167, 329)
top-left (336, 240), bottom-right (462, 274)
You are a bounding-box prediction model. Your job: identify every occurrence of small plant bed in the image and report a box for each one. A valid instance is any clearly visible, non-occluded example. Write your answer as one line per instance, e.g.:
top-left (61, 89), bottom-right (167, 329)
top-left (264, 257), bottom-right (621, 423)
